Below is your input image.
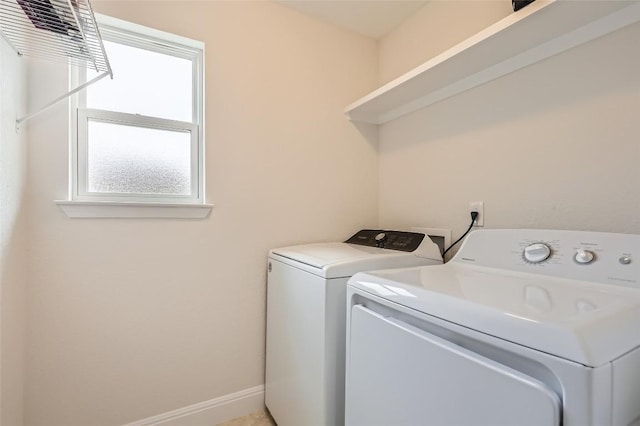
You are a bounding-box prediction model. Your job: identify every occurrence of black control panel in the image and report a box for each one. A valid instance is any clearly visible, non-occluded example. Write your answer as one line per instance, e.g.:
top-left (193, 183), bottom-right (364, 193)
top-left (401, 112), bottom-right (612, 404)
top-left (344, 229), bottom-right (425, 252)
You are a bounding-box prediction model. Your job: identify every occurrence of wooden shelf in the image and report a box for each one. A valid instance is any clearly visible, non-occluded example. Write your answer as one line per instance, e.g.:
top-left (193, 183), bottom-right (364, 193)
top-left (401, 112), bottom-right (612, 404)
top-left (345, 0), bottom-right (640, 125)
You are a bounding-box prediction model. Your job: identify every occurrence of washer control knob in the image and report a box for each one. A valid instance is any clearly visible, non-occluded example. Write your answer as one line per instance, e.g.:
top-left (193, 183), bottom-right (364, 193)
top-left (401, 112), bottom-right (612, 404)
top-left (575, 249), bottom-right (595, 264)
top-left (524, 243), bottom-right (552, 263)
top-left (375, 232), bottom-right (387, 248)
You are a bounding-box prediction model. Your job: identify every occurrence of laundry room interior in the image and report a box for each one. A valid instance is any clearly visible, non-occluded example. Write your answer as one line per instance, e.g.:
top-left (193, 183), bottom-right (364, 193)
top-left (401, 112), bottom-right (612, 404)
top-left (0, 0), bottom-right (639, 425)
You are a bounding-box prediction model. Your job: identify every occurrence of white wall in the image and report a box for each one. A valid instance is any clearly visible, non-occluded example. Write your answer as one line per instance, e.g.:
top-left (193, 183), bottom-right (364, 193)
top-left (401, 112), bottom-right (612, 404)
top-left (378, 1), bottom-right (512, 84)
top-left (0, 37), bottom-right (28, 426)
top-left (377, 4), bottom-right (640, 258)
top-left (23, 1), bottom-right (378, 425)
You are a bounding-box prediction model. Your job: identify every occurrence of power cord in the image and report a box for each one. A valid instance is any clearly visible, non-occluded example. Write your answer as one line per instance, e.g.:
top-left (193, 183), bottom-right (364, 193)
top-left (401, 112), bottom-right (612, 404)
top-left (442, 211), bottom-right (479, 259)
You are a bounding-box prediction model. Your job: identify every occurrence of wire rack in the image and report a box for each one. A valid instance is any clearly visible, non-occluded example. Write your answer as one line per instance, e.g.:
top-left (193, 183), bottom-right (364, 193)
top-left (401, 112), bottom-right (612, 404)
top-left (0, 0), bottom-right (111, 74)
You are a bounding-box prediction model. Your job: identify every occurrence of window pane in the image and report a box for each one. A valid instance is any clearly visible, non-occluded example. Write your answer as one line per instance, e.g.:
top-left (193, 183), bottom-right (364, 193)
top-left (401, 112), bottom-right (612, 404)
top-left (87, 41), bottom-right (192, 121)
top-left (87, 121), bottom-right (191, 195)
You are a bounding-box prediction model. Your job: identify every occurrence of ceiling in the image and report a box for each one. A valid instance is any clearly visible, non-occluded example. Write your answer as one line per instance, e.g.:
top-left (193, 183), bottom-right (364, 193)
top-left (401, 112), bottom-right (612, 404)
top-left (276, 1), bottom-right (429, 39)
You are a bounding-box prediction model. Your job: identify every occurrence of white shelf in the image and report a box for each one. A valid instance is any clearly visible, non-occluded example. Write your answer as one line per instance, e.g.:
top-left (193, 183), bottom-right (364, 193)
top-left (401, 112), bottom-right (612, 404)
top-left (0, 0), bottom-right (110, 73)
top-left (345, 0), bottom-right (640, 125)
top-left (1, 0), bottom-right (112, 128)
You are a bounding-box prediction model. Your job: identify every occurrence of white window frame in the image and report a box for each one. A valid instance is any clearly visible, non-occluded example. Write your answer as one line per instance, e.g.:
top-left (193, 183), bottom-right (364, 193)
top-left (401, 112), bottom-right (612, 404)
top-left (76, 109), bottom-right (199, 202)
top-left (68, 14), bottom-right (207, 211)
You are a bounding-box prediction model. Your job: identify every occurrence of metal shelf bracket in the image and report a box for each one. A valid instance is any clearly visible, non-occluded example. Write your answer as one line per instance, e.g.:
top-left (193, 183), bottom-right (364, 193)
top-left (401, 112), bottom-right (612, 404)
top-left (0, 0), bottom-right (112, 131)
top-left (15, 69), bottom-right (111, 131)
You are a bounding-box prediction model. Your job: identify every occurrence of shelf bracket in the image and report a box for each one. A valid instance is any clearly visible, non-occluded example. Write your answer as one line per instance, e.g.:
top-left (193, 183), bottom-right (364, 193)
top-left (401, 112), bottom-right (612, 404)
top-left (2, 0), bottom-right (112, 131)
top-left (15, 70), bottom-right (111, 132)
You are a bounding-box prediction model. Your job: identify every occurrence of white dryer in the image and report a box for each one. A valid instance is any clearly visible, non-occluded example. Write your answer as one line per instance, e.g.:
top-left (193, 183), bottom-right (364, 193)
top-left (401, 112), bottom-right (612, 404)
top-left (346, 229), bottom-right (640, 426)
top-left (265, 229), bottom-right (444, 426)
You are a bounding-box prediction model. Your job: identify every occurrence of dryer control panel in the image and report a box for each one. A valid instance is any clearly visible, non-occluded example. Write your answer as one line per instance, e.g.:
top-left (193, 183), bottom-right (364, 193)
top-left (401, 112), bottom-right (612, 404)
top-left (345, 229), bottom-right (425, 252)
top-left (453, 229), bottom-right (639, 288)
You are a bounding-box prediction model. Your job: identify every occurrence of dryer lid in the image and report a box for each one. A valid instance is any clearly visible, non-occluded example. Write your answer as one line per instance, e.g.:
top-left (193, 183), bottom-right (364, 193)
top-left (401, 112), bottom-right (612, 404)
top-left (348, 264), bottom-right (640, 367)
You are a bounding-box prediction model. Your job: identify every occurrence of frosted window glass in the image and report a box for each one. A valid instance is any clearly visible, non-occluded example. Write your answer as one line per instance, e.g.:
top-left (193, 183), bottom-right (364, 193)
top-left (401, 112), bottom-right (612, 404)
top-left (87, 121), bottom-right (191, 195)
top-left (87, 41), bottom-right (192, 122)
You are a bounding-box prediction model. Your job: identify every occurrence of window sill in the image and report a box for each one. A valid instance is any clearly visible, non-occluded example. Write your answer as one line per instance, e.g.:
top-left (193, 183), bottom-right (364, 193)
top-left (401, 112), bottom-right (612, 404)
top-left (54, 200), bottom-right (213, 219)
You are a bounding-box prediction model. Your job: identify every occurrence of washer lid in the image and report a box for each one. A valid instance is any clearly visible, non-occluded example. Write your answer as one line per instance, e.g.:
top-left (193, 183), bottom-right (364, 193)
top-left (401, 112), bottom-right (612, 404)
top-left (348, 264), bottom-right (640, 367)
top-left (270, 242), bottom-right (441, 279)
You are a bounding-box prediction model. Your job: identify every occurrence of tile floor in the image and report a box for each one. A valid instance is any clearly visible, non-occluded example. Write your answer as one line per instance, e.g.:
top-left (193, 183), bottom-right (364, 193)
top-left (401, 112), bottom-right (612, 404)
top-left (216, 410), bottom-right (276, 426)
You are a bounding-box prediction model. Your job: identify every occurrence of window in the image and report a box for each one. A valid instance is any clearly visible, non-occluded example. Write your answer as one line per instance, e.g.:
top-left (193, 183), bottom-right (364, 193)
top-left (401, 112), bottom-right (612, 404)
top-left (71, 15), bottom-right (204, 206)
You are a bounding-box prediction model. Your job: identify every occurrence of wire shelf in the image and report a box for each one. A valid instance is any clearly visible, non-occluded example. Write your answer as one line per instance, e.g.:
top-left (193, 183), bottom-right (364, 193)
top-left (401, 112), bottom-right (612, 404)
top-left (0, 0), bottom-right (111, 74)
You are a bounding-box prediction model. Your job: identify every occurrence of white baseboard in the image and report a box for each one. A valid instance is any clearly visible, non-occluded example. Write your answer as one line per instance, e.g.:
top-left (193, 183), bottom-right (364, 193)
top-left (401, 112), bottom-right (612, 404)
top-left (122, 385), bottom-right (265, 426)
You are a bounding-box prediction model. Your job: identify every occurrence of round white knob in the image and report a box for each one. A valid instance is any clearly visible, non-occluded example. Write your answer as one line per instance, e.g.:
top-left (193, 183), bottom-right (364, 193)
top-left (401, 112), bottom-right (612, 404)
top-left (374, 232), bottom-right (387, 248)
top-left (620, 256), bottom-right (632, 265)
top-left (524, 243), bottom-right (551, 263)
top-left (575, 249), bottom-right (595, 264)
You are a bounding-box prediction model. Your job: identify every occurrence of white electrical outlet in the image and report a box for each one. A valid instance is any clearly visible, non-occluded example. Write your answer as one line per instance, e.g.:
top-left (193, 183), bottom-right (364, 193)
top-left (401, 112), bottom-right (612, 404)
top-left (469, 202), bottom-right (484, 227)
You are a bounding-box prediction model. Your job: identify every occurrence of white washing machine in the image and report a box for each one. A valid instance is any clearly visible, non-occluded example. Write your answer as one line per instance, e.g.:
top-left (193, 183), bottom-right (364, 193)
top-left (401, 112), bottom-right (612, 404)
top-left (265, 229), bottom-right (444, 426)
top-left (346, 229), bottom-right (640, 426)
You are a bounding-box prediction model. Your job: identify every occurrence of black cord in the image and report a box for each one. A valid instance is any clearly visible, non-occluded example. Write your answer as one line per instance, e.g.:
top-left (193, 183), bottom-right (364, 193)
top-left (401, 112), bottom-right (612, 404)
top-left (442, 211), bottom-right (479, 259)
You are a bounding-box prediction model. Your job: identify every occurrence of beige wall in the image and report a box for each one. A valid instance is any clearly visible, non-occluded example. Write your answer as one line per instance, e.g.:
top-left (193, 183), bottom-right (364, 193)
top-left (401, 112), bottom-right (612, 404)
top-left (378, 1), bottom-right (512, 84)
top-left (0, 38), bottom-right (28, 426)
top-left (23, 2), bottom-right (377, 425)
top-left (377, 5), bottom-right (640, 258)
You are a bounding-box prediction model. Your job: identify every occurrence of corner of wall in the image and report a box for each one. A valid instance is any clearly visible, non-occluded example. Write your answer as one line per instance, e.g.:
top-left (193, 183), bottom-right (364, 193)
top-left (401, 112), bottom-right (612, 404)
top-left (0, 36), bottom-right (29, 426)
